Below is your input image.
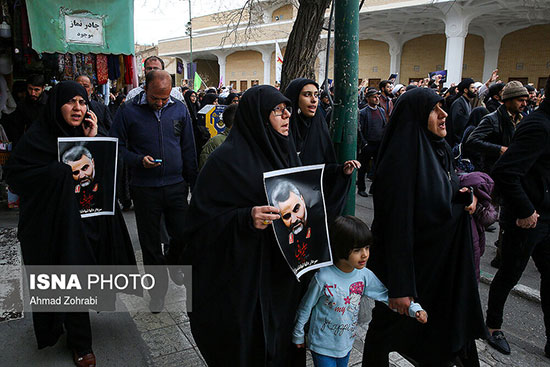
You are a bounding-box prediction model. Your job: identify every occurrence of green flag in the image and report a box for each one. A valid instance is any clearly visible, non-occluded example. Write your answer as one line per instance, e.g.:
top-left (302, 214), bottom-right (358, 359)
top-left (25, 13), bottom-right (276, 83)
top-left (194, 72), bottom-right (205, 92)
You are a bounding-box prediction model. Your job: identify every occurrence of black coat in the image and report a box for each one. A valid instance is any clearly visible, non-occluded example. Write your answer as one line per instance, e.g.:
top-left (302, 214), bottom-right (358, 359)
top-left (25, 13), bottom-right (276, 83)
top-left (447, 95), bottom-right (472, 147)
top-left (465, 104), bottom-right (518, 172)
top-left (492, 99), bottom-right (550, 222)
top-left (368, 88), bottom-right (485, 363)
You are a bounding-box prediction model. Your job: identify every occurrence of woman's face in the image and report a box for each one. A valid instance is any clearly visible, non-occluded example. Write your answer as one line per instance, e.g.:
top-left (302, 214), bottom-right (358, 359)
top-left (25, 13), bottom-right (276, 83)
top-left (231, 97), bottom-right (239, 104)
top-left (190, 93), bottom-right (197, 103)
top-left (298, 84), bottom-right (319, 118)
top-left (427, 102), bottom-right (448, 138)
top-left (60, 95), bottom-right (87, 127)
top-left (269, 103), bottom-right (291, 136)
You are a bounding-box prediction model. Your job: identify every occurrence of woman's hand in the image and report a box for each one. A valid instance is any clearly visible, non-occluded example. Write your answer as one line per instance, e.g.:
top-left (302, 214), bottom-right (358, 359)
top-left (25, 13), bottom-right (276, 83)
top-left (389, 297), bottom-right (412, 315)
top-left (343, 160), bottom-right (361, 175)
top-left (251, 206), bottom-right (280, 230)
top-left (459, 187), bottom-right (477, 214)
top-left (82, 109), bottom-right (98, 137)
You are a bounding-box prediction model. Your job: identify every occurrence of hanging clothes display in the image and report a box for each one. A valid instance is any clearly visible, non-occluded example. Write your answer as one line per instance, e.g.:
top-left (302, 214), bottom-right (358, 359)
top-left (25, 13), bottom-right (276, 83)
top-left (96, 54), bottom-right (108, 85)
top-left (107, 54), bottom-right (121, 81)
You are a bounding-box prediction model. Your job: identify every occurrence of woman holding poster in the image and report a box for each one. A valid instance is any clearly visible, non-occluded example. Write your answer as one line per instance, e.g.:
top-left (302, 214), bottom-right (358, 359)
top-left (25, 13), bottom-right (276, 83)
top-left (5, 81), bottom-right (136, 367)
top-left (184, 85), bottom-right (358, 366)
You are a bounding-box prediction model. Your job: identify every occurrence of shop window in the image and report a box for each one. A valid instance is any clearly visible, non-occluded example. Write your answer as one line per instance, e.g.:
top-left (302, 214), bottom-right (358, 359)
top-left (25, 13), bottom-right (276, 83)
top-left (358, 78), bottom-right (363, 86)
top-left (368, 78), bottom-right (380, 88)
top-left (251, 80), bottom-right (259, 86)
top-left (240, 80), bottom-right (248, 91)
top-left (229, 80), bottom-right (237, 89)
top-left (537, 77), bottom-right (547, 91)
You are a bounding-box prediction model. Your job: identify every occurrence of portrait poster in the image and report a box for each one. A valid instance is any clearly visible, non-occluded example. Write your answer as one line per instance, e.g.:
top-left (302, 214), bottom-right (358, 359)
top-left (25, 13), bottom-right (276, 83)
top-left (263, 164), bottom-right (332, 279)
top-left (57, 137), bottom-right (118, 218)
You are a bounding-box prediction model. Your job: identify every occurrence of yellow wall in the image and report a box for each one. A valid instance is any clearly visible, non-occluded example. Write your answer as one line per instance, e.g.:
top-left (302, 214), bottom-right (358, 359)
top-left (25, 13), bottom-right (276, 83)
top-left (358, 40), bottom-right (391, 83)
top-left (400, 34), bottom-right (446, 83)
top-left (497, 25), bottom-right (550, 86)
top-left (226, 51), bottom-right (263, 90)
top-left (462, 34), bottom-right (485, 81)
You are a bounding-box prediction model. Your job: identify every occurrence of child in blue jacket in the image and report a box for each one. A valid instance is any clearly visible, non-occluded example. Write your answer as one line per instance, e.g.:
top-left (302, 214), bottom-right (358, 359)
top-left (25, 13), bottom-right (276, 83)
top-left (293, 216), bottom-right (428, 366)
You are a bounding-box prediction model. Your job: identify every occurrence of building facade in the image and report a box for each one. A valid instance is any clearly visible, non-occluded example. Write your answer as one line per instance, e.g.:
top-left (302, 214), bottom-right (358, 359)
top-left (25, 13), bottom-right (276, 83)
top-left (158, 0), bottom-right (550, 91)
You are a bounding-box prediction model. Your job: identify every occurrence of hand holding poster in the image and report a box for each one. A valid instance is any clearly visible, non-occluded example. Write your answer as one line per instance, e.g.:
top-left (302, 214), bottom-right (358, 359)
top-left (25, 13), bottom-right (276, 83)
top-left (58, 137), bottom-right (118, 218)
top-left (264, 164), bottom-right (332, 279)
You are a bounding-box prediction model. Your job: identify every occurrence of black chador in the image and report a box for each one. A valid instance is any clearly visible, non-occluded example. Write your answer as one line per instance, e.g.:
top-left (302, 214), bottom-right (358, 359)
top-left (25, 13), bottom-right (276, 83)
top-left (362, 88), bottom-right (486, 366)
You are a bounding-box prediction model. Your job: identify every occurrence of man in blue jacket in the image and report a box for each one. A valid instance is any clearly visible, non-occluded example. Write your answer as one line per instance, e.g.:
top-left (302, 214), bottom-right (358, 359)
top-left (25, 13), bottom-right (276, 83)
top-left (110, 70), bottom-right (197, 312)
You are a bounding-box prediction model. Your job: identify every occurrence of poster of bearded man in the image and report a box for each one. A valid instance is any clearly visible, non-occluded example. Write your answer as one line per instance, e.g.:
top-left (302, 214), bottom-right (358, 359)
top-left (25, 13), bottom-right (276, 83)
top-left (264, 164), bottom-right (332, 279)
top-left (58, 137), bottom-right (118, 217)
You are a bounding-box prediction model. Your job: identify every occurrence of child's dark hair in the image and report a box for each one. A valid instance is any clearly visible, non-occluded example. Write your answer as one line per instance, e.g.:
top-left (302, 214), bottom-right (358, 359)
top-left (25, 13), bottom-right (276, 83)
top-left (330, 216), bottom-right (373, 260)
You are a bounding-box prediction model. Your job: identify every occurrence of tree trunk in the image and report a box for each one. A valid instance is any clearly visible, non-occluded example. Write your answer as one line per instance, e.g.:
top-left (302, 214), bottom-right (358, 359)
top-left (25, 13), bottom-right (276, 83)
top-left (279, 0), bottom-right (331, 92)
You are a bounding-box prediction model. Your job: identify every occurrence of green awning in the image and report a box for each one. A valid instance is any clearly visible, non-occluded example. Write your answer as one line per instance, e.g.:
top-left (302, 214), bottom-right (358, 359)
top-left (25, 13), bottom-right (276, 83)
top-left (26, 0), bottom-right (134, 55)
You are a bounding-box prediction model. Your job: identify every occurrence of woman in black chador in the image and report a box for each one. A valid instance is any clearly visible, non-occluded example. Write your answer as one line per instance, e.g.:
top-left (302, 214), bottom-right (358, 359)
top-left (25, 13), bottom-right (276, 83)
top-left (183, 85), bottom-right (358, 366)
top-left (361, 88), bottom-right (486, 366)
top-left (284, 78), bottom-right (336, 165)
top-left (5, 81), bottom-right (137, 367)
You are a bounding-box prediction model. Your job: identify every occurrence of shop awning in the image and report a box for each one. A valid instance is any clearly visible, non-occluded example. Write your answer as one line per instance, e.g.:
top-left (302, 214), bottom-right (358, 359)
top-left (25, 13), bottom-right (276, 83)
top-left (26, 0), bottom-right (134, 55)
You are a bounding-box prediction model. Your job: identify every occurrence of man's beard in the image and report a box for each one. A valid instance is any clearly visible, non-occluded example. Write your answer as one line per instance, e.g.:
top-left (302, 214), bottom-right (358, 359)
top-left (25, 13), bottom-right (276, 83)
top-left (467, 90), bottom-right (476, 99)
top-left (79, 176), bottom-right (93, 187)
top-left (290, 220), bottom-right (304, 235)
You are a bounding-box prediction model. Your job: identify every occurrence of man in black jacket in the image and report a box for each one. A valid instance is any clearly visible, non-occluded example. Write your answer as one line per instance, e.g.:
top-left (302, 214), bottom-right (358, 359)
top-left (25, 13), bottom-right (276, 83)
top-left (447, 78), bottom-right (475, 147)
top-left (76, 75), bottom-right (113, 132)
top-left (357, 88), bottom-right (386, 197)
top-left (485, 77), bottom-right (550, 358)
top-left (465, 81), bottom-right (529, 173)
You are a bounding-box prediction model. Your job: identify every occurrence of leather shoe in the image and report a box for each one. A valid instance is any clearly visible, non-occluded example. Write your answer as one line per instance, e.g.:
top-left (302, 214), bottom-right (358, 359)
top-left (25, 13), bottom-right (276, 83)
top-left (73, 351), bottom-right (96, 367)
top-left (487, 330), bottom-right (511, 355)
top-left (358, 191), bottom-right (369, 198)
top-left (545, 340), bottom-right (550, 358)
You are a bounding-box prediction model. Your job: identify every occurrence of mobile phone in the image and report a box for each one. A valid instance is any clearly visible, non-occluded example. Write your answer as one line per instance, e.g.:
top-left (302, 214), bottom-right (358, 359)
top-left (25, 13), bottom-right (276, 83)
top-left (83, 106), bottom-right (91, 128)
top-left (153, 159), bottom-right (163, 163)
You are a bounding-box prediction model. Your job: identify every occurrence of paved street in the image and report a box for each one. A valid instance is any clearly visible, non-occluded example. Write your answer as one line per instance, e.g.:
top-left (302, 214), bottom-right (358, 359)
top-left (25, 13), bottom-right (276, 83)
top-left (0, 187), bottom-right (548, 366)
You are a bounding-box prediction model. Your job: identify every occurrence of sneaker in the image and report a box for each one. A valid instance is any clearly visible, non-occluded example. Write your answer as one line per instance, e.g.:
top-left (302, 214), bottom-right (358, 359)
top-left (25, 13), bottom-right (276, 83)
top-left (358, 191), bottom-right (369, 198)
top-left (487, 330), bottom-right (511, 355)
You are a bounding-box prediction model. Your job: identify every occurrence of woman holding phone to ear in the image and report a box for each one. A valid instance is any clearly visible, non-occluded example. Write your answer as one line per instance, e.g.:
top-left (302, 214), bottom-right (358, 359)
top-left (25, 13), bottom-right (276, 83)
top-left (5, 81), bottom-right (136, 367)
top-left (361, 88), bottom-right (486, 366)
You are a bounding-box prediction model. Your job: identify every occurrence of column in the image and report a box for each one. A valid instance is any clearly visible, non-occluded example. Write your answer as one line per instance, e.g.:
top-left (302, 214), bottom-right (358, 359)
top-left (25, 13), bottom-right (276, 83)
top-left (388, 42), bottom-right (402, 84)
top-left (442, 6), bottom-right (471, 86)
top-left (214, 53), bottom-right (227, 87)
top-left (318, 50), bottom-right (326, 84)
top-left (261, 49), bottom-right (272, 85)
top-left (181, 58), bottom-right (189, 80)
top-left (481, 30), bottom-right (504, 82)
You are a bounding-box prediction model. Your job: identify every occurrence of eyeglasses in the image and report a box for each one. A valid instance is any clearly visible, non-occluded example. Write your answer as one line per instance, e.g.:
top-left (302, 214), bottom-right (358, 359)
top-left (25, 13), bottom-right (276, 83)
top-left (272, 106), bottom-right (292, 116)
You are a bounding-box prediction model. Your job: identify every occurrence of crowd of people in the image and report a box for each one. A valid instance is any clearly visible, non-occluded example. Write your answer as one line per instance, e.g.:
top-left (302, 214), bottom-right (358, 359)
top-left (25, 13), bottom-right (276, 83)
top-left (1, 51), bottom-right (549, 367)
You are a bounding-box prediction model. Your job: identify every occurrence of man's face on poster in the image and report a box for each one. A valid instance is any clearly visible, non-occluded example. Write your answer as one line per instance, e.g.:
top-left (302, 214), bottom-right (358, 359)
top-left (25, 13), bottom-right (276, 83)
top-left (69, 154), bottom-right (95, 187)
top-left (278, 191), bottom-right (307, 235)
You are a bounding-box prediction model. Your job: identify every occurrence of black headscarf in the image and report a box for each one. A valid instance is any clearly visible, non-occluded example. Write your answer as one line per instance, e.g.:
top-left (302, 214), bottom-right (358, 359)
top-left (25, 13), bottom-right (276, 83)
top-left (182, 85), bottom-right (305, 366)
top-left (183, 89), bottom-right (199, 118)
top-left (284, 78), bottom-right (336, 164)
top-left (200, 93), bottom-right (218, 108)
top-left (367, 87), bottom-right (486, 363)
top-left (45, 81), bottom-right (90, 138)
top-left (467, 106), bottom-right (489, 128)
top-left (225, 92), bottom-right (239, 105)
